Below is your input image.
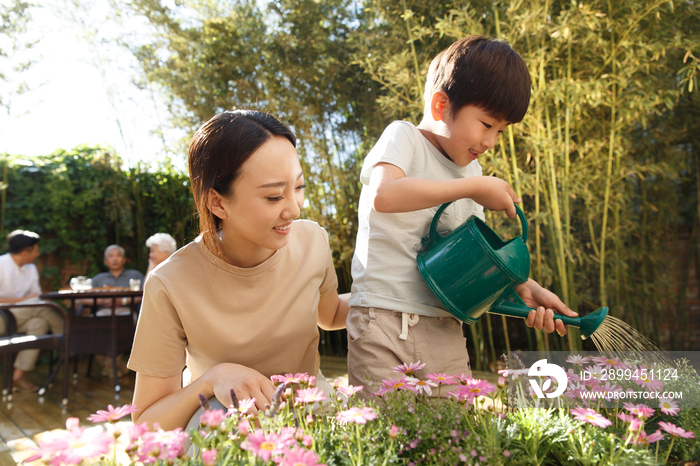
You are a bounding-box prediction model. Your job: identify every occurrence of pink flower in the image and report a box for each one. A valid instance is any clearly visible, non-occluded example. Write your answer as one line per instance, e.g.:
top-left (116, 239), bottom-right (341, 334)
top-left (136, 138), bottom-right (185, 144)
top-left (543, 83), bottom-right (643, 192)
top-left (623, 403), bottom-right (655, 420)
top-left (381, 375), bottom-right (418, 393)
top-left (135, 428), bottom-right (189, 462)
top-left (336, 385), bottom-right (364, 397)
top-left (497, 368), bottom-right (529, 380)
top-left (392, 361), bottom-right (426, 376)
top-left (635, 371), bottom-right (664, 393)
top-left (590, 356), bottom-right (629, 370)
top-left (126, 421), bottom-right (149, 451)
top-left (242, 430), bottom-right (295, 461)
top-left (302, 435), bottom-right (313, 447)
top-left (659, 422), bottom-right (695, 439)
top-left (635, 430), bottom-right (664, 445)
top-left (275, 446), bottom-right (325, 466)
top-left (425, 373), bottom-right (457, 385)
top-left (238, 419), bottom-right (251, 437)
top-left (238, 398), bottom-right (257, 414)
top-left (336, 407), bottom-right (377, 425)
top-left (35, 417), bottom-right (114, 465)
top-left (454, 372), bottom-right (473, 384)
top-left (582, 365), bottom-right (604, 387)
top-left (503, 450), bottom-right (511, 457)
top-left (405, 377), bottom-right (438, 395)
top-left (449, 379), bottom-right (496, 404)
top-left (628, 417), bottom-right (642, 432)
top-left (617, 412), bottom-right (636, 423)
top-left (564, 382), bottom-right (589, 402)
top-left (570, 407), bottom-right (612, 428)
top-left (295, 387), bottom-right (328, 404)
top-left (566, 355), bottom-right (590, 366)
top-left (201, 448), bottom-right (217, 466)
top-left (87, 404), bottom-right (139, 423)
top-left (271, 373), bottom-right (310, 385)
top-left (659, 397), bottom-right (680, 416)
top-left (372, 384), bottom-right (395, 397)
top-left (200, 409), bottom-right (226, 428)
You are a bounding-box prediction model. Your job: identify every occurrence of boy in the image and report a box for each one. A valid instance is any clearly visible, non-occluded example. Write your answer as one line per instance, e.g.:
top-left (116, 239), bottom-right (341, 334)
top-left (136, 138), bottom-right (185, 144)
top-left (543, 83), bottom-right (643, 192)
top-left (348, 36), bottom-right (577, 390)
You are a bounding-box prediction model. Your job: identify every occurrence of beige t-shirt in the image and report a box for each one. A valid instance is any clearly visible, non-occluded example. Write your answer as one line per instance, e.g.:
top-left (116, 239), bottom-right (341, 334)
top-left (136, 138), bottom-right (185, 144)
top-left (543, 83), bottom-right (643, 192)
top-left (127, 220), bottom-right (338, 384)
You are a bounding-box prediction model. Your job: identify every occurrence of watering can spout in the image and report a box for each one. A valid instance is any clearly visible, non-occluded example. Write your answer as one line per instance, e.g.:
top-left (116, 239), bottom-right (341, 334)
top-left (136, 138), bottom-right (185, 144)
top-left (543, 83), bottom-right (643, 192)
top-left (489, 292), bottom-right (609, 340)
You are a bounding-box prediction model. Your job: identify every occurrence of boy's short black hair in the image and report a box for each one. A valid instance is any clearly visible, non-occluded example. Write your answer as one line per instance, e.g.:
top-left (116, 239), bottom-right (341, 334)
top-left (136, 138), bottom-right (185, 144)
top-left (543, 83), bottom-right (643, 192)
top-left (424, 35), bottom-right (531, 123)
top-left (7, 230), bottom-right (40, 254)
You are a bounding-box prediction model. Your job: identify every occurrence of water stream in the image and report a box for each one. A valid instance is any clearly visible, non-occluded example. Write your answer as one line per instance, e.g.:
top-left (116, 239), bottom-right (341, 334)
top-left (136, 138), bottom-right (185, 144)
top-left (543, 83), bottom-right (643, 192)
top-left (590, 315), bottom-right (673, 366)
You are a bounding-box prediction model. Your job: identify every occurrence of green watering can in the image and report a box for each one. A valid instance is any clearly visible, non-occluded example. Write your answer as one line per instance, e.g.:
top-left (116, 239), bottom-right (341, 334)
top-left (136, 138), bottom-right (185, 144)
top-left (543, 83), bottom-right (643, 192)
top-left (416, 203), bottom-right (608, 340)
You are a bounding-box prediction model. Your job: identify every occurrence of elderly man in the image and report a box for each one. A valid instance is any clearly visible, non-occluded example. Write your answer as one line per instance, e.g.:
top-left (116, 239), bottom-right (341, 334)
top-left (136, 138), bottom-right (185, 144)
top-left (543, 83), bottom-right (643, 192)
top-left (87, 245), bottom-right (144, 316)
top-left (0, 230), bottom-right (63, 391)
top-left (78, 245), bottom-right (144, 377)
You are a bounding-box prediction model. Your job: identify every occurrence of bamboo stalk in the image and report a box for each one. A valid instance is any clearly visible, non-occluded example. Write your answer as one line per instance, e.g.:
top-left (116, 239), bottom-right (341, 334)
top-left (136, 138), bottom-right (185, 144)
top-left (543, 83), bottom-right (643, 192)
top-left (485, 313), bottom-right (497, 371)
top-left (401, 0), bottom-right (423, 101)
top-left (563, 28), bottom-right (581, 351)
top-left (544, 106), bottom-right (569, 302)
top-left (508, 127), bottom-right (522, 200)
top-left (599, 5), bottom-right (618, 307)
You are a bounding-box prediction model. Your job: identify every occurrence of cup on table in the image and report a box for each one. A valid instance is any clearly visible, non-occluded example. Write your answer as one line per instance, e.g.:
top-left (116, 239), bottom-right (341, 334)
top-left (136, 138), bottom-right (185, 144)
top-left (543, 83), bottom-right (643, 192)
top-left (129, 278), bottom-right (142, 291)
top-left (70, 276), bottom-right (92, 291)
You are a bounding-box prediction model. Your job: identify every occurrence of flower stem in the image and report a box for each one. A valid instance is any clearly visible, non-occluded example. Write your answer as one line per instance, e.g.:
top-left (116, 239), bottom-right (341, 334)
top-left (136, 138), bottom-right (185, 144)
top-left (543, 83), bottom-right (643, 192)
top-left (665, 437), bottom-right (676, 464)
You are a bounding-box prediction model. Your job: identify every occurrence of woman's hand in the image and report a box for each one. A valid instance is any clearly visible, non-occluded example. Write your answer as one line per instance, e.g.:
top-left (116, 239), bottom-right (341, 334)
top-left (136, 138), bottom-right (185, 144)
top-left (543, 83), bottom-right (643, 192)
top-left (206, 363), bottom-right (277, 415)
top-left (515, 279), bottom-right (578, 336)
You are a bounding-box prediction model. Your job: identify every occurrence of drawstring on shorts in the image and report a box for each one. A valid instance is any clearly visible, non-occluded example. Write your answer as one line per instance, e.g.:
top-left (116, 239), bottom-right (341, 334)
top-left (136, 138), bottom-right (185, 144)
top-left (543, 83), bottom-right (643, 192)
top-left (399, 313), bottom-right (420, 340)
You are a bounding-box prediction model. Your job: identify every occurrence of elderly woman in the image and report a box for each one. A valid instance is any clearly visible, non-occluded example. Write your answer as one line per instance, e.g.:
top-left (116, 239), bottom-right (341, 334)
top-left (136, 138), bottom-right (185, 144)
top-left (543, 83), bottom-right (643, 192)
top-left (145, 233), bottom-right (177, 276)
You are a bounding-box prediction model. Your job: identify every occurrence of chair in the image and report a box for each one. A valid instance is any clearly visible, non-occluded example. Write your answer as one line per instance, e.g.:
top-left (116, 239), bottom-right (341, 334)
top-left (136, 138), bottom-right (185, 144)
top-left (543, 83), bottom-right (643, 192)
top-left (0, 301), bottom-right (69, 404)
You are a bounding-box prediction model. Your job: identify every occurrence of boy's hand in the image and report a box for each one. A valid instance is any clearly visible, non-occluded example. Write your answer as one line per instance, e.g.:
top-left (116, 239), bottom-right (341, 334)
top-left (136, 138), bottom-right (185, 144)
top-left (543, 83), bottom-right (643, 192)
top-left (514, 279), bottom-right (578, 336)
top-left (466, 176), bottom-right (521, 218)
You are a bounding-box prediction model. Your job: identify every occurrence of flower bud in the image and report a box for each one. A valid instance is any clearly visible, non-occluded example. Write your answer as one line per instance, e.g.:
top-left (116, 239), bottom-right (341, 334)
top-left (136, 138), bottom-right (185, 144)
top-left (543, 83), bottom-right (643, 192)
top-left (389, 425), bottom-right (400, 439)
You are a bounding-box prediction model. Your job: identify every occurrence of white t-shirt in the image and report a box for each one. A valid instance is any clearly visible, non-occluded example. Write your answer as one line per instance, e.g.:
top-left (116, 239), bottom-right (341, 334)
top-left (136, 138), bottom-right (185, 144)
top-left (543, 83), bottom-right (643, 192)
top-left (0, 253), bottom-right (41, 301)
top-left (350, 121), bottom-right (484, 317)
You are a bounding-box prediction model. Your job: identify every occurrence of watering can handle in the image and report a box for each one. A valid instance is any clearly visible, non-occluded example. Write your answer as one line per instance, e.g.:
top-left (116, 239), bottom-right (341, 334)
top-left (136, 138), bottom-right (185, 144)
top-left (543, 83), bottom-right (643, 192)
top-left (423, 202), bottom-right (528, 248)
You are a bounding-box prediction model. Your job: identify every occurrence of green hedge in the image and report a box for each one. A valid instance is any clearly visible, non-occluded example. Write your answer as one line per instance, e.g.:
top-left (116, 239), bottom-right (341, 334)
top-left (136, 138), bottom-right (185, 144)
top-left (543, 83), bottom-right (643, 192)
top-left (0, 146), bottom-right (196, 289)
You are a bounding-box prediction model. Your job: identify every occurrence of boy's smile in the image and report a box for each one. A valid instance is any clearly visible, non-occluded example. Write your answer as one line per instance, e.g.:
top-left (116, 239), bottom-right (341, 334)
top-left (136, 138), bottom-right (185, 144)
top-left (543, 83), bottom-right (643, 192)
top-left (420, 101), bottom-right (510, 167)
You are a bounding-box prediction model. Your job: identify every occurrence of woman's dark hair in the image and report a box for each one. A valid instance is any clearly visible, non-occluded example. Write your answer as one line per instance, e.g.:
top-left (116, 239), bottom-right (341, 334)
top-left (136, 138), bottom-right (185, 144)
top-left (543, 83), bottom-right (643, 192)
top-left (7, 230), bottom-right (40, 254)
top-left (188, 110), bottom-right (297, 256)
top-left (424, 35), bottom-right (531, 123)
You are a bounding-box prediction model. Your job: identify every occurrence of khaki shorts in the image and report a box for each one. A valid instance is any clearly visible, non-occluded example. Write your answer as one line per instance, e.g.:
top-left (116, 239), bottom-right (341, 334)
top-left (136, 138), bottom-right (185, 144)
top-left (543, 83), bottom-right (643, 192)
top-left (347, 306), bottom-right (470, 394)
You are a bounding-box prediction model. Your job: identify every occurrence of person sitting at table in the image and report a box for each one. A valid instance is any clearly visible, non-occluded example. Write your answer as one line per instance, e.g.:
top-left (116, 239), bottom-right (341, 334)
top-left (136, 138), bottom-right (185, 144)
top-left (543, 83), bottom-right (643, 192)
top-left (145, 233), bottom-right (177, 277)
top-left (79, 245), bottom-right (144, 317)
top-left (0, 230), bottom-right (63, 391)
top-left (128, 110), bottom-right (349, 430)
top-left (75, 244), bottom-right (144, 377)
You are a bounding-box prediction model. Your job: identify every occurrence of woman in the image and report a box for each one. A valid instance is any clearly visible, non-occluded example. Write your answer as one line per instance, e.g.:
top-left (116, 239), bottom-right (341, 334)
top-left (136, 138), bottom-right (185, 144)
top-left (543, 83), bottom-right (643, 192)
top-left (145, 233), bottom-right (177, 276)
top-left (128, 110), bottom-right (349, 430)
